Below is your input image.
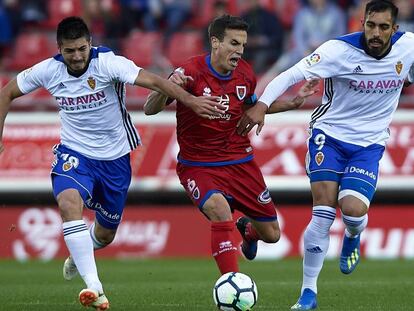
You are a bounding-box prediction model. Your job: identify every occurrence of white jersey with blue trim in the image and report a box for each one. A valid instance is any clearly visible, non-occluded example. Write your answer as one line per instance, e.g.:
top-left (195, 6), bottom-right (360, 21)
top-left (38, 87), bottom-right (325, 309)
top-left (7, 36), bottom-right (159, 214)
top-left (296, 31), bottom-right (414, 146)
top-left (16, 46), bottom-right (142, 160)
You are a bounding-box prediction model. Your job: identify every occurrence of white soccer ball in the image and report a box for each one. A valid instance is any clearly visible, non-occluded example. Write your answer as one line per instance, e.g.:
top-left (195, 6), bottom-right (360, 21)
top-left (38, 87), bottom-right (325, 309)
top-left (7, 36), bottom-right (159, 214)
top-left (213, 272), bottom-right (258, 311)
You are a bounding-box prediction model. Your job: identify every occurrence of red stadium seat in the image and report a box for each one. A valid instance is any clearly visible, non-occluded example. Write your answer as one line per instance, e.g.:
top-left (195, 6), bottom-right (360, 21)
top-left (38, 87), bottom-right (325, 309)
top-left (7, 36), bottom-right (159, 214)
top-left (274, 0), bottom-right (300, 29)
top-left (41, 0), bottom-right (83, 29)
top-left (166, 32), bottom-right (204, 67)
top-left (121, 31), bottom-right (162, 68)
top-left (4, 32), bottom-right (56, 71)
top-left (188, 0), bottom-right (239, 28)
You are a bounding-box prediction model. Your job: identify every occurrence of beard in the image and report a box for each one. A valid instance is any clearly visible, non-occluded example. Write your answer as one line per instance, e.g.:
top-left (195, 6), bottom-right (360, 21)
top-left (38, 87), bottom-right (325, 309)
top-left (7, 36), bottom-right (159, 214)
top-left (366, 37), bottom-right (390, 57)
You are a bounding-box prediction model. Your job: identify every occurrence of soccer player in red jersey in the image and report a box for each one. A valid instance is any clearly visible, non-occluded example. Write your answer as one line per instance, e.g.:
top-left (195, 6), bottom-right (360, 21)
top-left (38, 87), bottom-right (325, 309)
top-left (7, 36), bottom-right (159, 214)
top-left (145, 15), bottom-right (318, 274)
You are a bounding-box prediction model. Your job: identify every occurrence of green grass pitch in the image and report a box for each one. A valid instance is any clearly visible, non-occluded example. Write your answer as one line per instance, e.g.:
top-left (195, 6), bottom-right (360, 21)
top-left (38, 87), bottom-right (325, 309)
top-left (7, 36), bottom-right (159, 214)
top-left (0, 258), bottom-right (412, 310)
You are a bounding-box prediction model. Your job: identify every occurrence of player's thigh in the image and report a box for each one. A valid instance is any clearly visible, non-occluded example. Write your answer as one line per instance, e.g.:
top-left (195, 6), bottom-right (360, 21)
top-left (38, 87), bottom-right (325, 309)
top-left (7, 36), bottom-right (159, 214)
top-left (306, 128), bottom-right (347, 183)
top-left (339, 143), bottom-right (385, 211)
top-left (228, 161), bottom-right (277, 221)
top-left (307, 128), bottom-right (348, 206)
top-left (56, 189), bottom-right (84, 220)
top-left (176, 163), bottom-right (232, 219)
top-left (88, 153), bottom-right (132, 230)
top-left (51, 144), bottom-right (94, 216)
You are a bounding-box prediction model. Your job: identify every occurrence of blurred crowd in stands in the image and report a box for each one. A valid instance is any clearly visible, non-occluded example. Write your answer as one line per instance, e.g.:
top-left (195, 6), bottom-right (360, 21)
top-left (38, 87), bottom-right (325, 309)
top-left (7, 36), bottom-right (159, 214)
top-left (1, 0), bottom-right (414, 110)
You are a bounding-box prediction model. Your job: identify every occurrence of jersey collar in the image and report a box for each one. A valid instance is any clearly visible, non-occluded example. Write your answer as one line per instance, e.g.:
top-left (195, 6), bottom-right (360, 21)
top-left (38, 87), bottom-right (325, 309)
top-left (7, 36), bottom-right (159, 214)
top-left (205, 54), bottom-right (232, 80)
top-left (335, 31), bottom-right (405, 60)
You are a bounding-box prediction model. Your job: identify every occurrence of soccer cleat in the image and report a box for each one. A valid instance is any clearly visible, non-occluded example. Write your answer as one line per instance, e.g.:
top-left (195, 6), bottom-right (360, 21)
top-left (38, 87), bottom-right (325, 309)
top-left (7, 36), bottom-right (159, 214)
top-left (236, 217), bottom-right (257, 260)
top-left (291, 288), bottom-right (318, 310)
top-left (63, 256), bottom-right (78, 280)
top-left (92, 293), bottom-right (110, 310)
top-left (79, 289), bottom-right (110, 310)
top-left (340, 234), bottom-right (361, 274)
top-left (79, 289), bottom-right (99, 307)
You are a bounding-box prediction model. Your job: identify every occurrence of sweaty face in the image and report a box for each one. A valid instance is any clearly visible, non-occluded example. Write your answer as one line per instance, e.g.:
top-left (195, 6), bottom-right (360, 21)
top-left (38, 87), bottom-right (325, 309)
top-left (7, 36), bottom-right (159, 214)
top-left (211, 29), bottom-right (247, 74)
top-left (363, 10), bottom-right (397, 57)
top-left (59, 37), bottom-right (91, 74)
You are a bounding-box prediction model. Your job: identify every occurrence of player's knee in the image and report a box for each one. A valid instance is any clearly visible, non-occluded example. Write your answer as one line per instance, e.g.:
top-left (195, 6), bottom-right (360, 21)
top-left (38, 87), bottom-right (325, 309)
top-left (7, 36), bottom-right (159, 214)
top-left (260, 227), bottom-right (280, 243)
top-left (95, 231), bottom-right (116, 246)
top-left (341, 203), bottom-right (367, 217)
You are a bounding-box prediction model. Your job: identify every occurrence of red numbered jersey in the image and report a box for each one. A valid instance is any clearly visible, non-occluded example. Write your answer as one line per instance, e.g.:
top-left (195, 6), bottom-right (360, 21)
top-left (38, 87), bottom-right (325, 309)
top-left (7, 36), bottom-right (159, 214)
top-left (175, 54), bottom-right (257, 165)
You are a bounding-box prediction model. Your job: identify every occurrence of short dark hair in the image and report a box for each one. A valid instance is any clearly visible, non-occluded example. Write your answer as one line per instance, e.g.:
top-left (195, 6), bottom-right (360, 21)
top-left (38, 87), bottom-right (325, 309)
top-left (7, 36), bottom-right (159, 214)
top-left (208, 15), bottom-right (249, 41)
top-left (365, 0), bottom-right (399, 24)
top-left (56, 16), bottom-right (91, 46)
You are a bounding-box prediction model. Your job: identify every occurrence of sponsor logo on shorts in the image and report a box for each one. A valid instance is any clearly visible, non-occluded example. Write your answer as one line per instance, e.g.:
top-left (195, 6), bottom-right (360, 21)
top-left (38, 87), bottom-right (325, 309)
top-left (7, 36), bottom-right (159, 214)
top-left (85, 198), bottom-right (120, 220)
top-left (315, 151), bottom-right (324, 166)
top-left (345, 166), bottom-right (377, 180)
top-left (187, 179), bottom-right (200, 200)
top-left (257, 188), bottom-right (272, 204)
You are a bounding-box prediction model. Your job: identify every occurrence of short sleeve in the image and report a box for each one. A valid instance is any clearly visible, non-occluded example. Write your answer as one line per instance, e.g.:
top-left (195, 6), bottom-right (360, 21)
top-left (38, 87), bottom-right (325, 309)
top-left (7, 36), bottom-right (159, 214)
top-left (295, 40), bottom-right (345, 80)
top-left (100, 51), bottom-right (142, 85)
top-left (16, 59), bottom-right (50, 94)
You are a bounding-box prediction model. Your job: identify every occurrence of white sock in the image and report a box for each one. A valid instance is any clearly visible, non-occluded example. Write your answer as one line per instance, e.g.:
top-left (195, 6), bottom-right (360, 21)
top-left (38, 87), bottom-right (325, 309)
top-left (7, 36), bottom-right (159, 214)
top-left (301, 205), bottom-right (336, 295)
top-left (342, 213), bottom-right (368, 238)
top-left (63, 220), bottom-right (103, 293)
top-left (89, 222), bottom-right (107, 250)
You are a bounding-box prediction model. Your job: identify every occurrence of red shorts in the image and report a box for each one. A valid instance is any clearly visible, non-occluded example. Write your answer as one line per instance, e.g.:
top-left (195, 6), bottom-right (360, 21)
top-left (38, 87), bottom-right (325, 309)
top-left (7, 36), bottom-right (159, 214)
top-left (176, 160), bottom-right (277, 221)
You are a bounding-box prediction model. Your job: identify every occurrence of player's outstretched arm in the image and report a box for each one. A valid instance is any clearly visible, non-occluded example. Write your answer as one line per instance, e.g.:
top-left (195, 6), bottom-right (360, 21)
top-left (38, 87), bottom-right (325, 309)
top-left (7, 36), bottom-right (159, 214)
top-left (267, 79), bottom-right (319, 114)
top-left (0, 78), bottom-right (24, 154)
top-left (136, 69), bottom-right (226, 119)
top-left (144, 70), bottom-right (194, 115)
top-left (236, 79), bottom-right (319, 137)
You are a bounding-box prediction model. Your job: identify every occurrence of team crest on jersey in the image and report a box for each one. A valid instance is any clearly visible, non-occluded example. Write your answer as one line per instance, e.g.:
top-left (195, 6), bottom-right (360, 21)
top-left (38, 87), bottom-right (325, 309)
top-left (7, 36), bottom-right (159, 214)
top-left (236, 85), bottom-right (246, 100)
top-left (87, 76), bottom-right (96, 90)
top-left (395, 61), bottom-right (403, 75)
top-left (315, 151), bottom-right (324, 166)
top-left (305, 53), bottom-right (321, 67)
top-left (257, 188), bottom-right (272, 204)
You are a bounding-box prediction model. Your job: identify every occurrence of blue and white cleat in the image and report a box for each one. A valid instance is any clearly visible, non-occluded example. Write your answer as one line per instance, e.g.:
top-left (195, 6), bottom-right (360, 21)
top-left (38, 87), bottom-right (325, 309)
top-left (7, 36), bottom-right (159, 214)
top-left (236, 217), bottom-right (257, 260)
top-left (340, 235), bottom-right (361, 274)
top-left (291, 288), bottom-right (318, 310)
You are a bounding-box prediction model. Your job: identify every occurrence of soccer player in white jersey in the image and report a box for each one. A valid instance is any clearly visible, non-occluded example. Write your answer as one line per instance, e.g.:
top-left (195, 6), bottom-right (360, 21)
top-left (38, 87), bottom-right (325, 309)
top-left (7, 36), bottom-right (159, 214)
top-left (0, 17), bottom-right (225, 310)
top-left (237, 0), bottom-right (414, 309)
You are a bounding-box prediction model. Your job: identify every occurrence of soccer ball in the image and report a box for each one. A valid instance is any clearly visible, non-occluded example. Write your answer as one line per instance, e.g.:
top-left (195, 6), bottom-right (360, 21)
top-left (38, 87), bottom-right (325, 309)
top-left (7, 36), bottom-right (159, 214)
top-left (213, 272), bottom-right (258, 311)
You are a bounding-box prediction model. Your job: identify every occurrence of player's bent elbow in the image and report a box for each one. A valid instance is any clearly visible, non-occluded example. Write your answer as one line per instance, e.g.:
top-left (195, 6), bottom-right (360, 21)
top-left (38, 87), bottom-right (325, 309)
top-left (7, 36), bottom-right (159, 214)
top-left (143, 102), bottom-right (160, 115)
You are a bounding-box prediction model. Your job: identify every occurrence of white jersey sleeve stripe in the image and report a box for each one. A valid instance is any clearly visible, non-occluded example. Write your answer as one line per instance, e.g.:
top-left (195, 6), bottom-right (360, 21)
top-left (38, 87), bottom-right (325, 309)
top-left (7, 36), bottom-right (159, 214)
top-left (310, 78), bottom-right (333, 126)
top-left (115, 82), bottom-right (140, 150)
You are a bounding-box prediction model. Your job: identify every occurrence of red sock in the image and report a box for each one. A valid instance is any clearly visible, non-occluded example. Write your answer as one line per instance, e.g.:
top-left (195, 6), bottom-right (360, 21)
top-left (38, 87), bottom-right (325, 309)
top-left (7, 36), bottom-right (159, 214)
top-left (245, 222), bottom-right (260, 242)
top-left (211, 221), bottom-right (239, 274)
